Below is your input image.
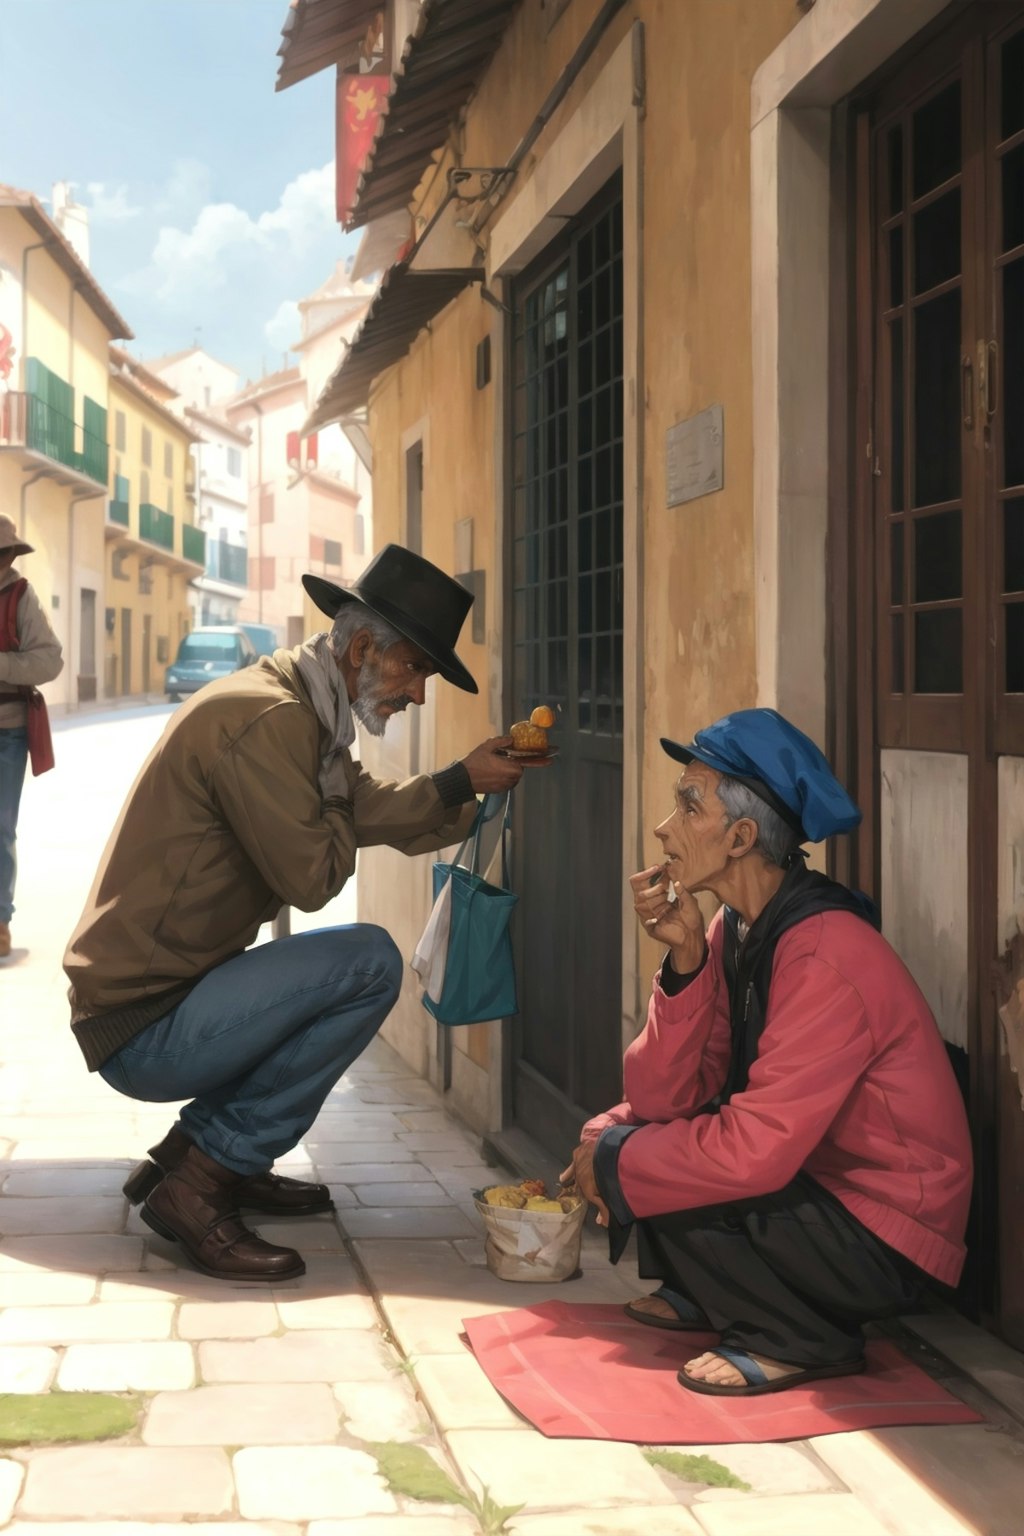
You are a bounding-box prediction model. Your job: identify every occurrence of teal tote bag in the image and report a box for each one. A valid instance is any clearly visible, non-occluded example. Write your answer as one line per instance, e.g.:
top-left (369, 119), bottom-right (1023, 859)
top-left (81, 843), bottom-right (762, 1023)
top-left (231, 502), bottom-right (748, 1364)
top-left (422, 792), bottom-right (518, 1026)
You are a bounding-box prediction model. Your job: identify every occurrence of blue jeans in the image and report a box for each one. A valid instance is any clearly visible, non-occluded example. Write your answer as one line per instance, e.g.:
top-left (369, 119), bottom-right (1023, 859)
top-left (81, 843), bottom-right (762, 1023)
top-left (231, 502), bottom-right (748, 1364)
top-left (0, 727), bottom-right (28, 925)
top-left (97, 925), bottom-right (402, 1175)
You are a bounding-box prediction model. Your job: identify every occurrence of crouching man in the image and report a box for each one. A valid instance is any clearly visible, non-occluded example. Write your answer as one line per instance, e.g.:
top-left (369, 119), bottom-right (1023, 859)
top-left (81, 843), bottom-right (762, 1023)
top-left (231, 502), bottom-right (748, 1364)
top-left (64, 546), bottom-right (524, 1282)
top-left (562, 708), bottom-right (972, 1396)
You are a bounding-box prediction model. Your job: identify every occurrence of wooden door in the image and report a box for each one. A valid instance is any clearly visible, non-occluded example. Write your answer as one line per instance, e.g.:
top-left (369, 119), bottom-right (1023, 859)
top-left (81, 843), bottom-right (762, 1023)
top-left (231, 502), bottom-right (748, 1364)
top-left (855, 2), bottom-right (1024, 1345)
top-left (508, 175), bottom-right (625, 1159)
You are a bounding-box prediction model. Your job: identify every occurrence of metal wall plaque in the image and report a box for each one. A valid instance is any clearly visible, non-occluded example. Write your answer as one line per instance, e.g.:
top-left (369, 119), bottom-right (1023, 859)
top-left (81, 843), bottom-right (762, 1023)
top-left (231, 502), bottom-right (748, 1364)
top-left (666, 403), bottom-right (724, 508)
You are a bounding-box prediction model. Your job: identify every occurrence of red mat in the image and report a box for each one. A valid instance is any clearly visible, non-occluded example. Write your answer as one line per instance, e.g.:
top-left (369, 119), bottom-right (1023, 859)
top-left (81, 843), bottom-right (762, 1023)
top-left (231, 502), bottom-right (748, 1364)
top-left (462, 1301), bottom-right (983, 1444)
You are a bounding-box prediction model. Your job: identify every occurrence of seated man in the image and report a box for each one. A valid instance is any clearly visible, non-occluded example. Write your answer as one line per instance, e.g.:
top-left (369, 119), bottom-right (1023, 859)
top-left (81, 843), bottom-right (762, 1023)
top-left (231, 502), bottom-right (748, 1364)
top-left (65, 545), bottom-right (525, 1283)
top-left (563, 707), bottom-right (972, 1397)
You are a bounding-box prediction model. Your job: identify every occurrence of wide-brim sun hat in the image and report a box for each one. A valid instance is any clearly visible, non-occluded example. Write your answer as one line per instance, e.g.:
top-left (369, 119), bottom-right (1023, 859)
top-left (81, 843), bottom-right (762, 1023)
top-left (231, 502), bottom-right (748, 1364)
top-left (661, 707), bottom-right (862, 843)
top-left (0, 514), bottom-right (34, 558)
top-left (302, 543), bottom-right (478, 694)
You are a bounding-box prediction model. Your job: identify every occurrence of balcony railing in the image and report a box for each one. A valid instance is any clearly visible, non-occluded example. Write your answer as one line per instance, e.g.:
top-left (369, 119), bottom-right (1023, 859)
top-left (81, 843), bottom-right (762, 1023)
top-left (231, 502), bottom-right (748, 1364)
top-left (205, 540), bottom-right (248, 586)
top-left (140, 502), bottom-right (174, 551)
top-left (182, 523), bottom-right (206, 565)
top-left (108, 473), bottom-right (130, 526)
top-left (0, 389), bottom-right (109, 486)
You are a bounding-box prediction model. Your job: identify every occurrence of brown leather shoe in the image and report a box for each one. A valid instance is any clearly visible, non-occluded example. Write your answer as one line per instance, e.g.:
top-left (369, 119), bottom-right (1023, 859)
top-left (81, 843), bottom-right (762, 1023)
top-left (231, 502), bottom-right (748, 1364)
top-left (141, 1142), bottom-right (305, 1281)
top-left (123, 1124), bottom-right (333, 1214)
top-left (0, 923), bottom-right (10, 958)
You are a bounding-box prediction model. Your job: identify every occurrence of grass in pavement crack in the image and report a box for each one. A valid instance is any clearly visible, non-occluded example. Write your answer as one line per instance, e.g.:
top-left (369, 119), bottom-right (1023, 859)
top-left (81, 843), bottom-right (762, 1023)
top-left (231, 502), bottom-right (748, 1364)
top-left (643, 1447), bottom-right (752, 1490)
top-left (370, 1441), bottom-right (525, 1534)
top-left (0, 1392), bottom-right (141, 1445)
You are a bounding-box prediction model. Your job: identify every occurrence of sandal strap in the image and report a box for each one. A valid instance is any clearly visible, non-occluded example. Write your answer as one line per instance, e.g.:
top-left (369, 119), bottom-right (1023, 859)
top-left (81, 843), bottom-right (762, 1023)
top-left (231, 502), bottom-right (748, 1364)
top-left (710, 1347), bottom-right (768, 1386)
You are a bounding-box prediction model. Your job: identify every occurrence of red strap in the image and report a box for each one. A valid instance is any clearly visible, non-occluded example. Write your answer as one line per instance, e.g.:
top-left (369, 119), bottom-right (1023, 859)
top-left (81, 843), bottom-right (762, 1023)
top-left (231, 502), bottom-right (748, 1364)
top-left (0, 578), bottom-right (27, 652)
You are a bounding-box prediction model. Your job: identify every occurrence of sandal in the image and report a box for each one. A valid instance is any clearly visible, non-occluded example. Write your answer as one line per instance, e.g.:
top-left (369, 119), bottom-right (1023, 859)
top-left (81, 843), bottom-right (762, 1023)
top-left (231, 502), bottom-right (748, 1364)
top-left (677, 1346), bottom-right (865, 1397)
top-left (623, 1285), bottom-right (713, 1332)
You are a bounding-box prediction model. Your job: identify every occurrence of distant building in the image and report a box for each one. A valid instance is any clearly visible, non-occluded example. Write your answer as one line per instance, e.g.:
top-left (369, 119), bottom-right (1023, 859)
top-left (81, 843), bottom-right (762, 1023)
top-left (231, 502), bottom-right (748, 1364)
top-left (105, 348), bottom-right (205, 697)
top-left (149, 348), bottom-right (251, 630)
top-left (0, 181), bottom-right (131, 709)
top-left (224, 262), bottom-right (373, 648)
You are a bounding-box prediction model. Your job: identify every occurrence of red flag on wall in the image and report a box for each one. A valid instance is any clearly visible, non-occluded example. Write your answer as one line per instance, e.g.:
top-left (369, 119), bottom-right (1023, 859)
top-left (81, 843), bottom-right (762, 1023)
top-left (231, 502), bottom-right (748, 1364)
top-left (336, 72), bottom-right (389, 228)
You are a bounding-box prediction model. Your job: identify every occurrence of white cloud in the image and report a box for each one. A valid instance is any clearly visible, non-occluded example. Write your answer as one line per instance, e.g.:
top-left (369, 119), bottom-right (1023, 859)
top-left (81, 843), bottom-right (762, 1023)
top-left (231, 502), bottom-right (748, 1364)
top-left (264, 298), bottom-right (301, 353)
top-left (257, 164), bottom-right (335, 254)
top-left (85, 182), bottom-right (140, 222)
top-left (130, 162), bottom-right (336, 309)
top-left (155, 158), bottom-right (213, 218)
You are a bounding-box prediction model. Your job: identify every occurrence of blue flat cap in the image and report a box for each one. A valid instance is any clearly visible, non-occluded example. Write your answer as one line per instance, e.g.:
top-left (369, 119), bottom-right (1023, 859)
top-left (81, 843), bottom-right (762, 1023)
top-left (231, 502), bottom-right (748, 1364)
top-left (660, 707), bottom-right (862, 843)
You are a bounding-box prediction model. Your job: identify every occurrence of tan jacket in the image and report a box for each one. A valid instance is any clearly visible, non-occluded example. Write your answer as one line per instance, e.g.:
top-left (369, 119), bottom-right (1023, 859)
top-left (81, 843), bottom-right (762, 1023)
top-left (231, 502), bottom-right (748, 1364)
top-left (64, 647), bottom-right (477, 1069)
top-left (0, 565), bottom-right (65, 729)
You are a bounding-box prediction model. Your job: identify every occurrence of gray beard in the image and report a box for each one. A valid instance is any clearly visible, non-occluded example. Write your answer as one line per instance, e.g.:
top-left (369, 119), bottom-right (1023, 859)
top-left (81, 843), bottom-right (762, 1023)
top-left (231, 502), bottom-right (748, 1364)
top-left (351, 660), bottom-right (411, 738)
top-left (352, 692), bottom-right (389, 737)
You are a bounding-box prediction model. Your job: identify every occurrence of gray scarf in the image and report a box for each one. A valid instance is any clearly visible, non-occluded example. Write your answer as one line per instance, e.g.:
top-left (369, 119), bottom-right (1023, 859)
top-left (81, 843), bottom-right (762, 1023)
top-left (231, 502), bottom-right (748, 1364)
top-left (295, 633), bottom-right (355, 765)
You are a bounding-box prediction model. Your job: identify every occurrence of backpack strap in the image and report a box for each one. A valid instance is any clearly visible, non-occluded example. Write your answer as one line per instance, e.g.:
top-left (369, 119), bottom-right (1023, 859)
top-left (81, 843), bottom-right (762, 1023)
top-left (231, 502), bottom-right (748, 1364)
top-left (0, 578), bottom-right (27, 653)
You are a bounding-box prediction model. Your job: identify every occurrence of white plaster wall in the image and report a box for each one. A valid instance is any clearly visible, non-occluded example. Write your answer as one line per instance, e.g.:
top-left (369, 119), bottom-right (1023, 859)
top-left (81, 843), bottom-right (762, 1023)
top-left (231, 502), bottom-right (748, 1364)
top-left (880, 748), bottom-right (969, 1049)
top-left (998, 757), bottom-right (1024, 955)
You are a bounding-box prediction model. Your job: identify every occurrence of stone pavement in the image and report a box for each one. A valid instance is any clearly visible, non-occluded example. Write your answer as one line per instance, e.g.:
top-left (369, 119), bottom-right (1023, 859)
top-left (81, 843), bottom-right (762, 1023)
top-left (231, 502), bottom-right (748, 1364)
top-left (2, 707), bottom-right (1024, 1535)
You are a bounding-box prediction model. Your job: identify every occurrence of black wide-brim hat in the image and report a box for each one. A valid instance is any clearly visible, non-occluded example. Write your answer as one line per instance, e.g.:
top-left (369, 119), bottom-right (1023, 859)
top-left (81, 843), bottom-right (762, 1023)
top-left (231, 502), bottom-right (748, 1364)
top-left (302, 543), bottom-right (478, 694)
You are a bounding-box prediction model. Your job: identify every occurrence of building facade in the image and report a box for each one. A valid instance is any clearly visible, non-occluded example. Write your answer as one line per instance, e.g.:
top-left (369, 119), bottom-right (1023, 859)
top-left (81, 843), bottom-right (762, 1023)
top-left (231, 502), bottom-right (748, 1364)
top-left (0, 183), bottom-right (130, 710)
top-left (105, 351), bottom-right (205, 697)
top-left (148, 348), bottom-right (251, 629)
top-left (279, 0), bottom-right (1024, 1348)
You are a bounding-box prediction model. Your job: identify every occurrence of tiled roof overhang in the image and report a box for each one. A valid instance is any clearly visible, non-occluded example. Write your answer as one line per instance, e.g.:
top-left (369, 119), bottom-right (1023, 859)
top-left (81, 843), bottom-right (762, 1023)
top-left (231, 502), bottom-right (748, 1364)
top-left (347, 0), bottom-right (524, 230)
top-left (276, 0), bottom-right (384, 91)
top-left (304, 260), bottom-right (479, 428)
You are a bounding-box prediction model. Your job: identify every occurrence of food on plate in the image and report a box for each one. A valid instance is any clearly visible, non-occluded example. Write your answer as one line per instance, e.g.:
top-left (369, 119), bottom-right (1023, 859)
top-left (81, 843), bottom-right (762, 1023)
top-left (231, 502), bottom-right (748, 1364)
top-left (509, 720), bottom-right (549, 751)
top-left (509, 706), bottom-right (557, 753)
top-left (519, 1178), bottom-right (547, 1199)
top-left (525, 1196), bottom-right (565, 1212)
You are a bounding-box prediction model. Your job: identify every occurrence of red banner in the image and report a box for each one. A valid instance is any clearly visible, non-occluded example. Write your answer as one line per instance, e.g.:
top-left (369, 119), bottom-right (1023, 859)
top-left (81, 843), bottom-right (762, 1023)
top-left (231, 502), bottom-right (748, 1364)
top-left (336, 72), bottom-right (388, 228)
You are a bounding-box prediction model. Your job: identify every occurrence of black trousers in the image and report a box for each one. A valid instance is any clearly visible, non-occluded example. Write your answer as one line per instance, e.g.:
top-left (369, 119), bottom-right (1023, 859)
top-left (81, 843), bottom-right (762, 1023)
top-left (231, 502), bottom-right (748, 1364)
top-left (635, 1174), bottom-right (925, 1366)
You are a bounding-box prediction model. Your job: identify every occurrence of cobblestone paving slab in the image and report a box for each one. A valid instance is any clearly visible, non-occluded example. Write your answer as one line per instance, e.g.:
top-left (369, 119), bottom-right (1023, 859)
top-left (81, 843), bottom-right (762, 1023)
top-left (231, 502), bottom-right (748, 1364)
top-left (0, 1459), bottom-right (25, 1524)
top-left (809, 1427), bottom-right (1006, 1536)
top-left (0, 1346), bottom-right (58, 1393)
top-left (233, 1445), bottom-right (397, 1519)
top-left (143, 1382), bottom-right (341, 1445)
top-left (508, 1511), bottom-right (705, 1535)
top-left (444, 1428), bottom-right (677, 1509)
top-left (198, 1328), bottom-right (397, 1383)
top-left (332, 1378), bottom-right (426, 1441)
top-left (58, 1342), bottom-right (196, 1391)
top-left (688, 1491), bottom-right (894, 1536)
top-left (18, 1446), bottom-right (235, 1518)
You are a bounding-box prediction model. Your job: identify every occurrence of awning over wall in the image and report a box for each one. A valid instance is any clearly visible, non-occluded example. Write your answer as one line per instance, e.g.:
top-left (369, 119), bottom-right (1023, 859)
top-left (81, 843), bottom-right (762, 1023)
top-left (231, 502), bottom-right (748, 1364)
top-left (348, 0), bottom-right (524, 229)
top-left (276, 0), bottom-right (383, 91)
top-left (304, 259), bottom-right (480, 429)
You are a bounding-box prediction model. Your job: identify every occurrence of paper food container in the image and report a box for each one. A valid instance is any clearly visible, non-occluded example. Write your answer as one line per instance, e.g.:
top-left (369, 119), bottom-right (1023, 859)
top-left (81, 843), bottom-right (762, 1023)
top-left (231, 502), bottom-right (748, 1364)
top-left (474, 1187), bottom-right (586, 1283)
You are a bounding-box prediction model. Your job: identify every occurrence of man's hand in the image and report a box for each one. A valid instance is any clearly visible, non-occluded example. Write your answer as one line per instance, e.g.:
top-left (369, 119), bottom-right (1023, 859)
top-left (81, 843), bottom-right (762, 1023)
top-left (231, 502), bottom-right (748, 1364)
top-left (630, 865), bottom-right (706, 975)
top-left (560, 1140), bottom-right (610, 1227)
top-left (461, 737), bottom-right (529, 793)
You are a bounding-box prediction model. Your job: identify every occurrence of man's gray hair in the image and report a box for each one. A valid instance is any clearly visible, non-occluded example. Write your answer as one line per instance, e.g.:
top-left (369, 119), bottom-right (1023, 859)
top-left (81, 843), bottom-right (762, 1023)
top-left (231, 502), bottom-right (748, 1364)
top-left (327, 603), bottom-right (403, 662)
top-left (717, 775), bottom-right (800, 870)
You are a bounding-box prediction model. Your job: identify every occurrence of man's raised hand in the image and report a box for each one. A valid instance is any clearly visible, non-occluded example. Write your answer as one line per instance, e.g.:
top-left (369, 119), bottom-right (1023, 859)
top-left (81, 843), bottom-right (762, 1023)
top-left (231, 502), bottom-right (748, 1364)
top-left (630, 865), bottom-right (706, 974)
top-left (461, 737), bottom-right (528, 793)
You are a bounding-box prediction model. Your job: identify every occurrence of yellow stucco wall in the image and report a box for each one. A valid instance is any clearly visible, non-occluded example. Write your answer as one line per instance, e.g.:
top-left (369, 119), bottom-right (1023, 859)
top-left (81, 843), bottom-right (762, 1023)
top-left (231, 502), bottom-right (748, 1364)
top-left (0, 206), bottom-right (119, 707)
top-left (356, 0), bottom-right (803, 1120)
top-left (105, 375), bottom-right (198, 697)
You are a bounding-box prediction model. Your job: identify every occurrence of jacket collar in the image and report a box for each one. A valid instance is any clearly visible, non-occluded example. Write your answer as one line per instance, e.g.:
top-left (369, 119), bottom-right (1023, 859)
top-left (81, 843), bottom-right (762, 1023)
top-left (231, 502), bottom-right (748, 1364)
top-left (0, 565), bottom-right (21, 593)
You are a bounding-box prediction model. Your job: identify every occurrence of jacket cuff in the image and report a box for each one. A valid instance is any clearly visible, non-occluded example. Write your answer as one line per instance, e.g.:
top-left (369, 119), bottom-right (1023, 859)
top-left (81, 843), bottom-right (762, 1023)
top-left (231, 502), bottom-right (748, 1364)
top-left (594, 1124), bottom-right (642, 1226)
top-left (322, 796), bottom-right (354, 823)
top-left (431, 761), bottom-right (475, 811)
top-left (659, 945), bottom-right (709, 997)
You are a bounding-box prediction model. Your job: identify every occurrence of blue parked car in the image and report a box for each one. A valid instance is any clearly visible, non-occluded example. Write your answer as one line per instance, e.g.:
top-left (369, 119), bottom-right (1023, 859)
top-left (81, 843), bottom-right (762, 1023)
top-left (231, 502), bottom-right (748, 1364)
top-left (165, 626), bottom-right (257, 702)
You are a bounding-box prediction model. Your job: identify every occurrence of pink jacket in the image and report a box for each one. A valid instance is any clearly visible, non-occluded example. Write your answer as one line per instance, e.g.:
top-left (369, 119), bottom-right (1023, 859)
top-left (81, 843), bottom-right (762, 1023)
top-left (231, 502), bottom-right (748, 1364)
top-left (584, 908), bottom-right (973, 1287)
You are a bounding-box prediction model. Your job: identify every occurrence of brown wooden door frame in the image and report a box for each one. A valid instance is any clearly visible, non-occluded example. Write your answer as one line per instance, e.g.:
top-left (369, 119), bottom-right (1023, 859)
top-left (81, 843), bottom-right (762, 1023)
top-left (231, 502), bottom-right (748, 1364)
top-left (839, 0), bottom-right (1024, 1341)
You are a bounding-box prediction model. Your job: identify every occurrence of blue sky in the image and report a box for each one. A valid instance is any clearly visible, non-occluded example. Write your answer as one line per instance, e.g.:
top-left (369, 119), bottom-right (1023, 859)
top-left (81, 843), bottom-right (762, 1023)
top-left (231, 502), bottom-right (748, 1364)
top-left (0, 0), bottom-right (360, 383)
